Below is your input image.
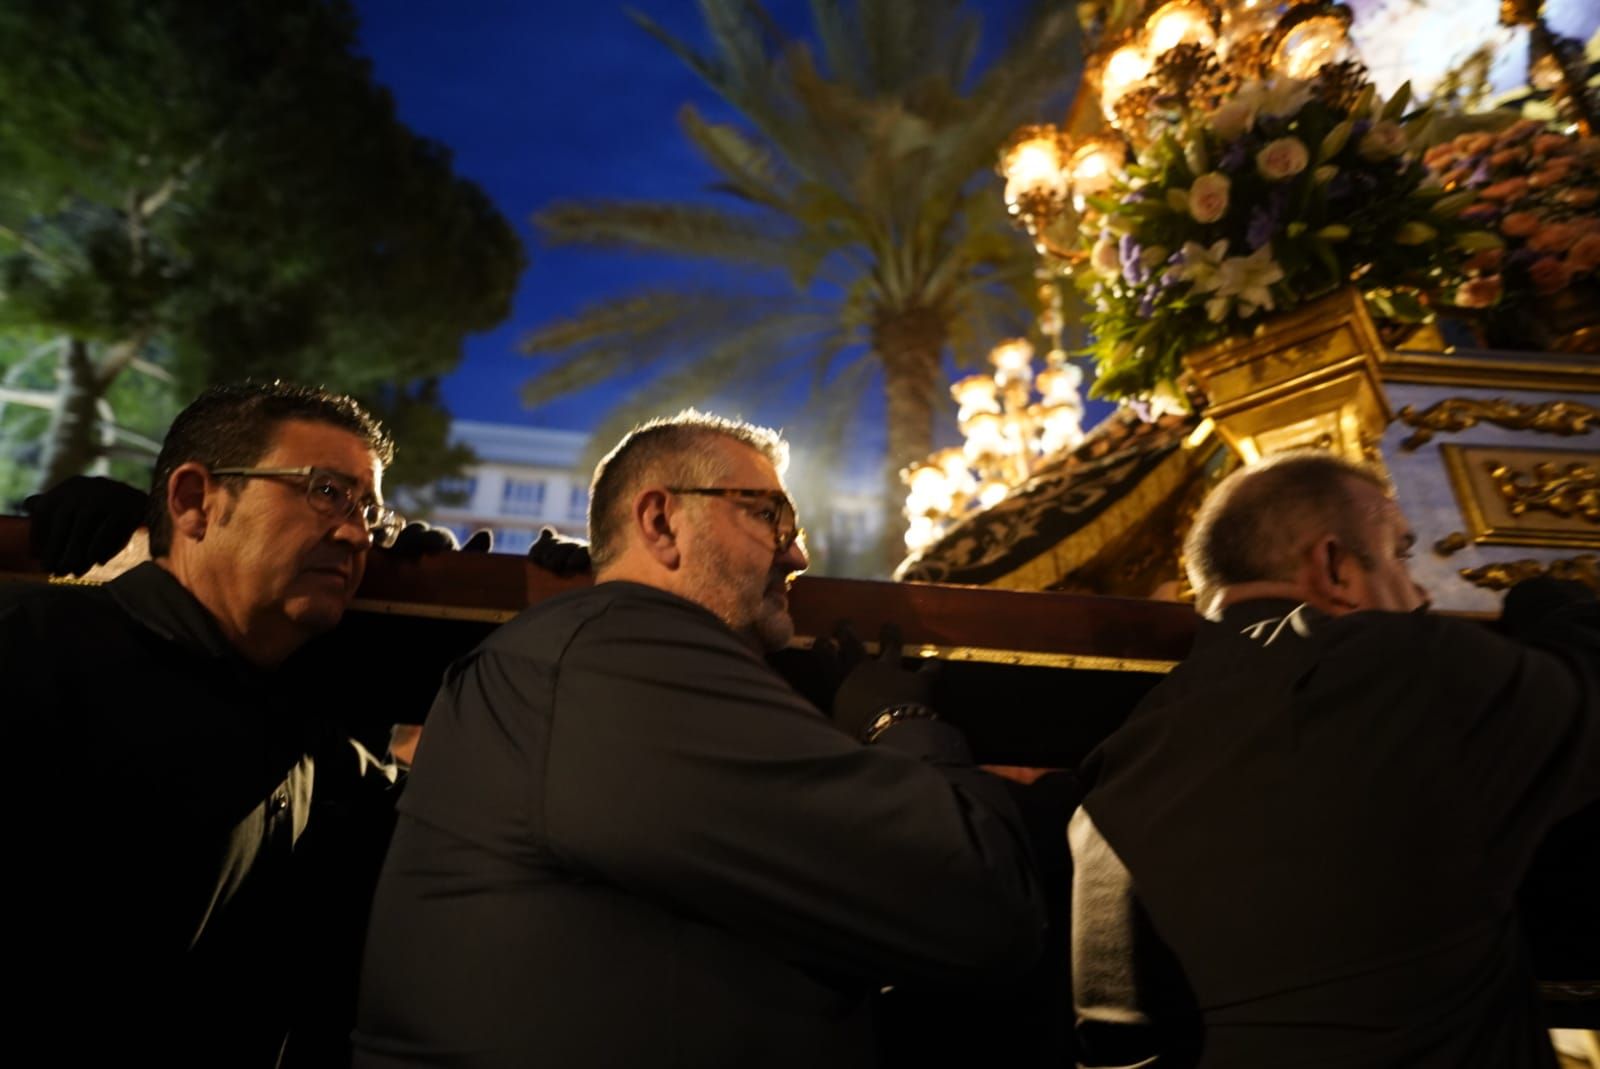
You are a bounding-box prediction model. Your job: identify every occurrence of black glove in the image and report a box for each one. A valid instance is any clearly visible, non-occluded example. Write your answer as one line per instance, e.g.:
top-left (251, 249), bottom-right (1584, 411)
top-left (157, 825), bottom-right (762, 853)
top-left (1497, 576), bottom-right (1596, 638)
top-left (830, 622), bottom-right (940, 741)
top-left (23, 475), bottom-right (148, 576)
top-left (527, 526), bottom-right (591, 576)
top-left (387, 521), bottom-right (460, 557)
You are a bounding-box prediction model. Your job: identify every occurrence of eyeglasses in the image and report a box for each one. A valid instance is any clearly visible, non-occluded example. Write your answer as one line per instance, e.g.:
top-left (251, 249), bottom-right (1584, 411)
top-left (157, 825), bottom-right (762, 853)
top-left (668, 487), bottom-right (802, 553)
top-left (210, 466), bottom-right (404, 544)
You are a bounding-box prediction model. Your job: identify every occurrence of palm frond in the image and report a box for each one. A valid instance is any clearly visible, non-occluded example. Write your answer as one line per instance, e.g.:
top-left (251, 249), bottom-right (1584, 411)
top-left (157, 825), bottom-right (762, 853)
top-left (573, 305), bottom-right (842, 470)
top-left (678, 104), bottom-right (792, 210)
top-left (534, 201), bottom-right (801, 270)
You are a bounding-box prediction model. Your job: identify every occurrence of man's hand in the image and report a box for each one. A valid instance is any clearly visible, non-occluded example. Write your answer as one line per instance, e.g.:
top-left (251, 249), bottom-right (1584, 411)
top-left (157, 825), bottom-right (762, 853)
top-left (1497, 575), bottom-right (1596, 638)
top-left (23, 476), bottom-right (147, 577)
top-left (830, 622), bottom-right (939, 741)
top-left (528, 526), bottom-right (591, 576)
top-left (387, 521), bottom-right (492, 557)
top-left (388, 723), bottom-right (423, 768)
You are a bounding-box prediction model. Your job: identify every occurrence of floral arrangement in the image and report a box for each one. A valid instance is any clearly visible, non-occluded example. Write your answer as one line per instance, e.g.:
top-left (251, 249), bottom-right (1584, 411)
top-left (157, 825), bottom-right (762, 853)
top-left (1425, 120), bottom-right (1600, 341)
top-left (1080, 72), bottom-right (1491, 403)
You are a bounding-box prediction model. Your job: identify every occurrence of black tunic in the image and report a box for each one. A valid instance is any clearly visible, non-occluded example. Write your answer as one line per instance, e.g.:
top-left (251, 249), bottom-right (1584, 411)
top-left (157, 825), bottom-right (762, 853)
top-left (1073, 597), bottom-right (1600, 1068)
top-left (2, 563), bottom-right (395, 1067)
top-left (354, 581), bottom-right (1048, 1068)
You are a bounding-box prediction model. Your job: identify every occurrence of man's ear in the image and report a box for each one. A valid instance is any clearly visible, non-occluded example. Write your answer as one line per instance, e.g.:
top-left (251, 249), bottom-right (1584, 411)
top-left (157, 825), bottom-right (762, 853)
top-left (166, 462), bottom-right (214, 545)
top-left (633, 487), bottom-right (682, 570)
top-left (1303, 533), bottom-right (1361, 613)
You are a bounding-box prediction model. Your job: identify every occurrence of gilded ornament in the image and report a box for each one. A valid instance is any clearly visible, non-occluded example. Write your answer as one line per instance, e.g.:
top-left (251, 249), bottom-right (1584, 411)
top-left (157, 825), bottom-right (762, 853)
top-left (1433, 531), bottom-right (1469, 557)
top-left (1487, 459), bottom-right (1600, 524)
top-left (1458, 554), bottom-right (1598, 592)
top-left (1397, 397), bottom-right (1599, 451)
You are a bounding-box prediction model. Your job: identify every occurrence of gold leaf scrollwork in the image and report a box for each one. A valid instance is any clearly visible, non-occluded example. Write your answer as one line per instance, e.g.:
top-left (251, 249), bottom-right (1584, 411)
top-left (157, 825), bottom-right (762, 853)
top-left (1433, 531), bottom-right (1469, 557)
top-left (1458, 554), bottom-right (1599, 592)
top-left (1487, 459), bottom-right (1600, 524)
top-left (1397, 398), bottom-right (1599, 452)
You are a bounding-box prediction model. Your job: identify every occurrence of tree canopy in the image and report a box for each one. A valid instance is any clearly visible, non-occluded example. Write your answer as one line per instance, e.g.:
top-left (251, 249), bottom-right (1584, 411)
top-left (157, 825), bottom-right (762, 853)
top-left (522, 0), bottom-right (1081, 570)
top-left (0, 0), bottom-right (523, 496)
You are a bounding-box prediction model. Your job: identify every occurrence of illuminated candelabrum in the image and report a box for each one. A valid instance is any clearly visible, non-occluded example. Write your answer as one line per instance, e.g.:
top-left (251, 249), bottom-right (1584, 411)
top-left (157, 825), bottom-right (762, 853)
top-left (1499, 0), bottom-right (1597, 135)
top-left (902, 337), bottom-right (1086, 554)
top-left (997, 1), bottom-right (1364, 257)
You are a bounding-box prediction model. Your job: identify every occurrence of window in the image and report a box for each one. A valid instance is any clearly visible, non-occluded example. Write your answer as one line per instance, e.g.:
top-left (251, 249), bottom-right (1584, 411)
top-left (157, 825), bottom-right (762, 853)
top-left (501, 478), bottom-right (547, 517)
top-left (493, 527), bottom-right (536, 555)
top-left (436, 476), bottom-right (478, 506)
top-left (568, 483), bottom-right (588, 522)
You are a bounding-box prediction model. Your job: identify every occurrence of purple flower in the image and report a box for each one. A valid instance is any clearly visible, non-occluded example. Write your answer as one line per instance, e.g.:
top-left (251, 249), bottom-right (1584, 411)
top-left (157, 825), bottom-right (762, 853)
top-left (1460, 202), bottom-right (1500, 224)
top-left (1246, 188), bottom-right (1289, 251)
top-left (1506, 247), bottom-right (1539, 271)
top-left (1219, 139), bottom-right (1249, 173)
top-left (1351, 118), bottom-right (1372, 138)
top-left (1119, 234), bottom-right (1151, 286)
top-left (1138, 288), bottom-right (1159, 316)
top-left (1467, 160), bottom-right (1491, 187)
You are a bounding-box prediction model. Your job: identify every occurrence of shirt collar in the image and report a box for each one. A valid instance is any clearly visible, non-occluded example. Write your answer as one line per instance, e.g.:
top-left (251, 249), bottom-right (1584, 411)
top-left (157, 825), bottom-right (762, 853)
top-left (106, 561), bottom-right (245, 664)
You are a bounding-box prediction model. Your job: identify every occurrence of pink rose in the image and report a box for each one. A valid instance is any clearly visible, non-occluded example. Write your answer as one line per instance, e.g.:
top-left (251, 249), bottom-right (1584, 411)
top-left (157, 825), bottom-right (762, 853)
top-left (1464, 248), bottom-right (1504, 273)
top-left (1357, 120), bottom-right (1407, 160)
top-left (1187, 172), bottom-right (1232, 223)
top-left (1566, 233), bottom-right (1600, 274)
top-left (1557, 187), bottom-right (1599, 208)
top-left (1489, 148), bottom-right (1528, 169)
top-left (1256, 137), bottom-right (1309, 181)
top-left (1454, 276), bottom-right (1503, 308)
top-left (1459, 133), bottom-right (1494, 155)
top-left (1090, 235), bottom-right (1121, 277)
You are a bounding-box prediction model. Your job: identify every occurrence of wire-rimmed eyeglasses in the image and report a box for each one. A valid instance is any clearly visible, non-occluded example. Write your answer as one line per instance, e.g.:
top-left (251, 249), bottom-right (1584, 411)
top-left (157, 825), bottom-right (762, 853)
top-left (210, 465), bottom-right (405, 544)
top-left (668, 487), bottom-right (803, 553)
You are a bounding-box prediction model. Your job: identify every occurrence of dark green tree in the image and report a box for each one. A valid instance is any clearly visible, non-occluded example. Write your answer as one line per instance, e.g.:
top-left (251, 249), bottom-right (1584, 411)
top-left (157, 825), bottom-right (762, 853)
top-left (0, 0), bottom-right (523, 494)
top-left (521, 0), bottom-right (1080, 567)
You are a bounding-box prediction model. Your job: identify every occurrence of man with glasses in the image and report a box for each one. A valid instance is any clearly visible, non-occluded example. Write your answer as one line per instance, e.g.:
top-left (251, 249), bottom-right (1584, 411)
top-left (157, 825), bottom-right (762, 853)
top-left (353, 410), bottom-right (1049, 1068)
top-left (3, 381), bottom-right (408, 1067)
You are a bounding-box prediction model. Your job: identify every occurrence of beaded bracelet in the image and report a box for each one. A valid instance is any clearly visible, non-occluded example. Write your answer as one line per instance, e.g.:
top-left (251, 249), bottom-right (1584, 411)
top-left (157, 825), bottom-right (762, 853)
top-left (861, 702), bottom-right (939, 743)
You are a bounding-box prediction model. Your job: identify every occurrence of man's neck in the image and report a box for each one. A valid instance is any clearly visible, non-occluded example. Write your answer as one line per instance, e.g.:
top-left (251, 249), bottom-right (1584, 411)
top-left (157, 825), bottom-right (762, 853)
top-left (155, 556), bottom-right (299, 668)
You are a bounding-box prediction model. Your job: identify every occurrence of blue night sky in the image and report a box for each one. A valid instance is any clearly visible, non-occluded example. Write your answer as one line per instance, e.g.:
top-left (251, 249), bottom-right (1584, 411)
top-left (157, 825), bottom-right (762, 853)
top-left (352, 0), bottom-right (1043, 475)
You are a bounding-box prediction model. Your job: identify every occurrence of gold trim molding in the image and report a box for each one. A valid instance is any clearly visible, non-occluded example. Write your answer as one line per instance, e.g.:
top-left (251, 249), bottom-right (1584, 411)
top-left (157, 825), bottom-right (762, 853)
top-left (1380, 351), bottom-right (1600, 393)
top-left (1458, 554), bottom-right (1599, 593)
top-left (1442, 444), bottom-right (1600, 550)
top-left (1397, 397), bottom-right (1599, 452)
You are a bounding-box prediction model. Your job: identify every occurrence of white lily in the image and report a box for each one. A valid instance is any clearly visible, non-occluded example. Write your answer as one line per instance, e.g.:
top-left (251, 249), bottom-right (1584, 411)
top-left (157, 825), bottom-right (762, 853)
top-left (1213, 245), bottom-right (1285, 319)
top-left (1170, 239), bottom-right (1230, 294)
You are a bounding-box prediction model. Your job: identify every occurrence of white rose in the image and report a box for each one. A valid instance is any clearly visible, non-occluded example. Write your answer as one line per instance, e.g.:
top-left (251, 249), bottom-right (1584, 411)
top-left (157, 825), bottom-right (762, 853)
top-left (1358, 120), bottom-right (1408, 160)
top-left (1091, 235), bottom-right (1121, 277)
top-left (1208, 98), bottom-right (1257, 141)
top-left (1256, 136), bottom-right (1310, 181)
top-left (1187, 172), bottom-right (1232, 224)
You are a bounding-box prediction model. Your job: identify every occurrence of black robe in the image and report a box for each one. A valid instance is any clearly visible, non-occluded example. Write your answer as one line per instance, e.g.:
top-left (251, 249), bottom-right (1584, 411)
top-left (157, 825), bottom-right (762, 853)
top-left (1073, 595), bottom-right (1600, 1068)
top-left (354, 580), bottom-right (1049, 1068)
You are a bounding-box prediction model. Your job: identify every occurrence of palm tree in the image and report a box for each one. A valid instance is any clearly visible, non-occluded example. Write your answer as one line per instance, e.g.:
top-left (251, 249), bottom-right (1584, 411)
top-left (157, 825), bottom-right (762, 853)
top-left (523, 0), bottom-right (1081, 569)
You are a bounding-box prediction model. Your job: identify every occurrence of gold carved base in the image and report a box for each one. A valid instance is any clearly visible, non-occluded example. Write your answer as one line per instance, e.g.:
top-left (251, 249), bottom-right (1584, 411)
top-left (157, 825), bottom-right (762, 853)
top-left (1182, 287), bottom-right (1392, 470)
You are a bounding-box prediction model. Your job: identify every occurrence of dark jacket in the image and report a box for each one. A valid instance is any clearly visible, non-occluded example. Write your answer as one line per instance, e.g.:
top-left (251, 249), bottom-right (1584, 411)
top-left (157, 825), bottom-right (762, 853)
top-left (354, 581), bottom-right (1048, 1068)
top-left (2, 563), bottom-right (395, 1068)
top-left (1072, 596), bottom-right (1600, 1069)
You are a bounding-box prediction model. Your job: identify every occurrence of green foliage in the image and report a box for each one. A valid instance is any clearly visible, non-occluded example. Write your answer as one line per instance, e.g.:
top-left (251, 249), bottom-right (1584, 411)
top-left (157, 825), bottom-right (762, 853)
top-left (0, 0), bottom-right (524, 493)
top-left (524, 0), bottom-right (1081, 571)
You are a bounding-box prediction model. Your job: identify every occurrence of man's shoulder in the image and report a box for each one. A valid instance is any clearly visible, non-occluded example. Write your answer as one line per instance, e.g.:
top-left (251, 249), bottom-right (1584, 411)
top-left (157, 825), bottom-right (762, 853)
top-left (0, 578), bottom-right (118, 627)
top-left (484, 581), bottom-right (731, 659)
